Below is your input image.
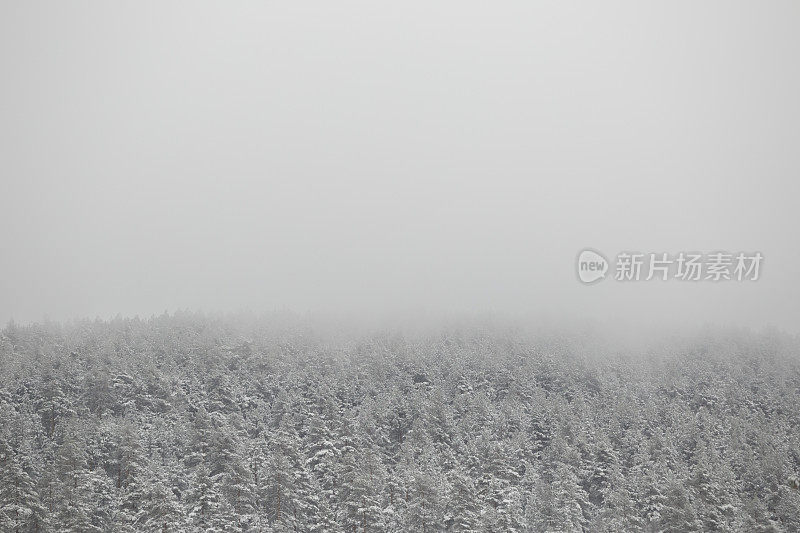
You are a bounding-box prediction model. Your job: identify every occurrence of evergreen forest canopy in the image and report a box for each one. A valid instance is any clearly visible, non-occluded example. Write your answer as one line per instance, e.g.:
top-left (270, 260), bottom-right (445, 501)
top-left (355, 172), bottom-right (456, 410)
top-left (0, 313), bottom-right (799, 532)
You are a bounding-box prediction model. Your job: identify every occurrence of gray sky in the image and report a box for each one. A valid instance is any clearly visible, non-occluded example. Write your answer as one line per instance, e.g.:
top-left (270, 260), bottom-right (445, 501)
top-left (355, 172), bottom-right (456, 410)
top-left (2, 1), bottom-right (799, 332)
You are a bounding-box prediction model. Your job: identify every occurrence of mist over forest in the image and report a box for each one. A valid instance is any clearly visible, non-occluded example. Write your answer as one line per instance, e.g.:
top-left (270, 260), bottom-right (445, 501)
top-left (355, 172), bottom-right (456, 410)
top-left (1, 314), bottom-right (799, 532)
top-left (3, 2), bottom-right (800, 531)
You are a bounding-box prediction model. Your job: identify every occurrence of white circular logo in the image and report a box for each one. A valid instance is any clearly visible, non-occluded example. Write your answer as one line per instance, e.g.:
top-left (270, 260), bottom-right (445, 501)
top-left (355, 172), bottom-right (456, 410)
top-left (577, 249), bottom-right (608, 284)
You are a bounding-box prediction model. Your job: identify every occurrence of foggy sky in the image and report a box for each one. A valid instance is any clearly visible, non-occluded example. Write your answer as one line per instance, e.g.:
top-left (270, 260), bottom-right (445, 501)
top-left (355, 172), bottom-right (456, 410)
top-left (2, 2), bottom-right (799, 332)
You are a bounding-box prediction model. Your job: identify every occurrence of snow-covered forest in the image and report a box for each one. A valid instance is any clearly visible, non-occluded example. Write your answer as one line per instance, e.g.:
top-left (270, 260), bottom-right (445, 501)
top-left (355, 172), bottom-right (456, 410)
top-left (1, 314), bottom-right (799, 532)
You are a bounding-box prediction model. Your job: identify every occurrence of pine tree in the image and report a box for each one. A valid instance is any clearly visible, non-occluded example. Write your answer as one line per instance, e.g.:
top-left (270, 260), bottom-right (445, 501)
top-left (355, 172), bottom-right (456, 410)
top-left (0, 437), bottom-right (48, 533)
top-left (405, 469), bottom-right (441, 533)
top-left (660, 477), bottom-right (702, 533)
top-left (444, 468), bottom-right (480, 532)
top-left (532, 459), bottom-right (588, 532)
top-left (186, 461), bottom-right (235, 532)
top-left (340, 450), bottom-right (386, 533)
top-left (266, 425), bottom-right (317, 531)
top-left (209, 423), bottom-right (257, 522)
top-left (132, 477), bottom-right (186, 533)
